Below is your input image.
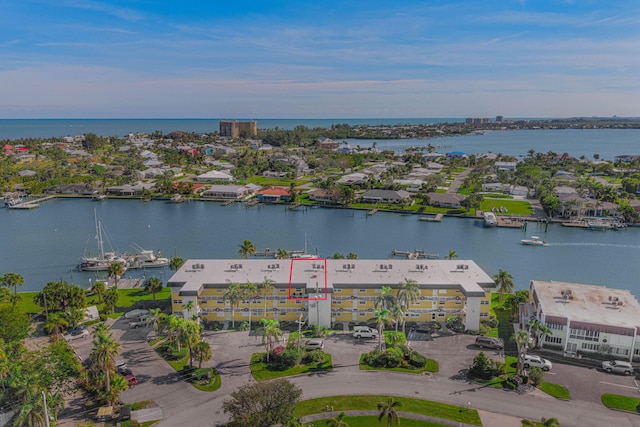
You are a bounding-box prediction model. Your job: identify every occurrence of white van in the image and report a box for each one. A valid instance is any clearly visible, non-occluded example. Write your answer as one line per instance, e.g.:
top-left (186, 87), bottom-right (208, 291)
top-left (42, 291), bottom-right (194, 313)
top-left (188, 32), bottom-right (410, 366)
top-left (353, 326), bottom-right (378, 339)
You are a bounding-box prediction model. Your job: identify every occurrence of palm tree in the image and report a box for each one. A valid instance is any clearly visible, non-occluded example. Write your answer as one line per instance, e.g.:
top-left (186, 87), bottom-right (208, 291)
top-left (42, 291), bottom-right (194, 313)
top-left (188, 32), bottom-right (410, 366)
top-left (522, 417), bottom-right (561, 427)
top-left (91, 281), bottom-right (107, 303)
top-left (170, 256), bottom-right (185, 271)
top-left (144, 277), bottom-right (163, 300)
top-left (193, 340), bottom-right (213, 368)
top-left (103, 287), bottom-right (119, 313)
top-left (1, 272), bottom-right (24, 296)
top-left (275, 248), bottom-right (289, 259)
top-left (260, 318), bottom-right (283, 362)
top-left (377, 397), bottom-right (402, 427)
top-left (108, 262), bottom-right (124, 289)
top-left (258, 277), bottom-right (275, 319)
top-left (106, 374), bottom-right (129, 405)
top-left (90, 329), bottom-right (121, 394)
top-left (390, 304), bottom-right (405, 333)
top-left (493, 269), bottom-right (514, 300)
top-left (375, 286), bottom-right (397, 311)
top-left (326, 411), bottom-right (349, 427)
top-left (397, 278), bottom-right (420, 333)
top-left (243, 282), bottom-right (258, 330)
top-left (223, 283), bottom-right (244, 328)
top-left (238, 239), bottom-right (256, 259)
top-left (177, 318), bottom-right (201, 368)
top-left (146, 307), bottom-right (164, 335)
top-left (43, 312), bottom-right (69, 339)
top-left (446, 250), bottom-right (458, 260)
top-left (374, 309), bottom-right (391, 352)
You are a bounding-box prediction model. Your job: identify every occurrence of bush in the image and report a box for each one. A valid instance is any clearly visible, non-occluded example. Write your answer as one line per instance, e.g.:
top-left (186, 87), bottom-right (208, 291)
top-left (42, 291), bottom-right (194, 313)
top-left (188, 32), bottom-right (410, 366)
top-left (99, 313), bottom-right (107, 322)
top-left (302, 349), bottom-right (325, 364)
top-left (469, 351), bottom-right (497, 380)
top-left (409, 351), bottom-right (427, 368)
top-left (377, 347), bottom-right (404, 368)
top-left (238, 321), bottom-right (249, 331)
top-left (276, 349), bottom-right (303, 369)
top-left (528, 367), bottom-right (545, 386)
top-left (445, 316), bottom-right (465, 333)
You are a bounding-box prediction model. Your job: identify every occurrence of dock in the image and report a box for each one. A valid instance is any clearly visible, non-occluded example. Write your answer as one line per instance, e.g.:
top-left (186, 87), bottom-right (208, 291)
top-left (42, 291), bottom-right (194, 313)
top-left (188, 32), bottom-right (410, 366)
top-left (5, 195), bottom-right (55, 209)
top-left (496, 216), bottom-right (525, 228)
top-left (391, 249), bottom-right (439, 260)
top-left (368, 208), bottom-right (378, 216)
top-left (419, 214), bottom-right (444, 222)
top-left (222, 200), bottom-right (235, 206)
top-left (107, 278), bottom-right (144, 289)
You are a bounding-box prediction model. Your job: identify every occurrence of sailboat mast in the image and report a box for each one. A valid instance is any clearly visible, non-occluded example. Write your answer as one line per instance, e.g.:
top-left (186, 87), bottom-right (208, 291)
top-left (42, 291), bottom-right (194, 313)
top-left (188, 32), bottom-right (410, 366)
top-left (95, 209), bottom-right (105, 258)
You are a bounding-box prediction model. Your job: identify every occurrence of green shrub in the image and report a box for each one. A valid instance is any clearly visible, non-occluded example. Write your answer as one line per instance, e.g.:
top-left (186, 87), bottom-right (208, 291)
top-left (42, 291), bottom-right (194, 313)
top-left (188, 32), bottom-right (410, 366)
top-left (409, 351), bottom-right (427, 368)
top-left (277, 348), bottom-right (303, 368)
top-left (378, 347), bottom-right (404, 368)
top-left (303, 349), bottom-right (325, 364)
top-left (99, 313), bottom-right (107, 322)
top-left (527, 367), bottom-right (545, 386)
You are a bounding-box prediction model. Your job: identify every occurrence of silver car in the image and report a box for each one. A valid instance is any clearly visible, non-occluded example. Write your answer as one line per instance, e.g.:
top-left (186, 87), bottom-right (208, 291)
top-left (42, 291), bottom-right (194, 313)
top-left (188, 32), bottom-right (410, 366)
top-left (602, 360), bottom-right (634, 375)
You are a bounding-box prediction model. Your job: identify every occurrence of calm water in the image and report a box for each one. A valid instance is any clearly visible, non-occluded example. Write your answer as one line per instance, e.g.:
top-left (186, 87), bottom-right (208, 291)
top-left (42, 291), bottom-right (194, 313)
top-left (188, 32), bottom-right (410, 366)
top-left (345, 128), bottom-right (640, 160)
top-left (2, 199), bottom-right (639, 296)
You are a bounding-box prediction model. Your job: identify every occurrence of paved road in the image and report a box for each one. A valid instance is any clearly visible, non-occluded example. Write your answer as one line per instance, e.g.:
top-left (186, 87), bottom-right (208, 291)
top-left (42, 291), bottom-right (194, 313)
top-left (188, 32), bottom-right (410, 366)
top-left (153, 331), bottom-right (640, 427)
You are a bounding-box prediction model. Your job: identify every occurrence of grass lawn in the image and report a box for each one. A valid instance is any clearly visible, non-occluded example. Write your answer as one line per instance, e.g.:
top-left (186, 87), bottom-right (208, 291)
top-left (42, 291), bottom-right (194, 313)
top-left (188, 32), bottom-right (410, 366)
top-left (304, 416), bottom-right (448, 426)
top-left (601, 393), bottom-right (640, 412)
top-left (480, 199), bottom-right (532, 216)
top-left (539, 382), bottom-right (571, 400)
top-left (191, 368), bottom-right (222, 392)
top-left (359, 353), bottom-right (439, 374)
top-left (482, 193), bottom-right (514, 199)
top-left (250, 352), bottom-right (333, 381)
top-left (0, 291), bottom-right (42, 315)
top-left (154, 342), bottom-right (189, 371)
top-left (384, 330), bottom-right (407, 346)
top-left (296, 395), bottom-right (481, 426)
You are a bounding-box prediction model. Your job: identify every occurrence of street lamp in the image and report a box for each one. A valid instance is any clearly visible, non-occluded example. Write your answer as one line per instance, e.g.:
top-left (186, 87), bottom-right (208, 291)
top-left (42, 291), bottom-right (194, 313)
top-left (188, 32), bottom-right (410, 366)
top-left (296, 314), bottom-right (305, 351)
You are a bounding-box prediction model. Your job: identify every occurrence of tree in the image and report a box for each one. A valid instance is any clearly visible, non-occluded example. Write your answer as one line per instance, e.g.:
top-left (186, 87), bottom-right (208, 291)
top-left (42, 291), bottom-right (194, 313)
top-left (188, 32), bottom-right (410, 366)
top-left (375, 286), bottom-right (396, 311)
top-left (493, 269), bottom-right (514, 300)
top-left (223, 379), bottom-right (303, 427)
top-left (108, 262), bottom-right (124, 289)
top-left (91, 281), bottom-right (107, 303)
top-left (105, 374), bottom-right (129, 405)
top-left (144, 277), bottom-right (163, 300)
top-left (275, 248), bottom-right (289, 259)
top-left (243, 282), bottom-right (258, 329)
top-left (522, 417), bottom-right (561, 427)
top-left (224, 283), bottom-right (244, 328)
top-left (326, 412), bottom-right (349, 427)
top-left (177, 318), bottom-right (201, 368)
top-left (374, 309), bottom-right (391, 352)
top-left (170, 256), bottom-right (185, 271)
top-left (1, 272), bottom-right (24, 297)
top-left (238, 240), bottom-right (256, 259)
top-left (260, 318), bottom-right (283, 361)
top-left (259, 278), bottom-right (275, 318)
top-left (397, 278), bottom-right (419, 333)
top-left (377, 397), bottom-right (402, 427)
top-left (193, 340), bottom-right (212, 368)
top-left (89, 328), bottom-right (121, 395)
top-left (43, 312), bottom-right (69, 339)
top-left (346, 252), bottom-right (358, 259)
top-left (446, 250), bottom-right (458, 260)
top-left (103, 287), bottom-right (119, 313)
top-left (35, 281), bottom-right (87, 313)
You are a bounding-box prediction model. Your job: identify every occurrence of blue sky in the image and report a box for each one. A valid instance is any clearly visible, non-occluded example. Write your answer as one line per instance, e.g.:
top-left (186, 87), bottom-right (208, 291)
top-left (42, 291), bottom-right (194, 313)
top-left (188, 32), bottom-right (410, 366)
top-left (1, 0), bottom-right (639, 118)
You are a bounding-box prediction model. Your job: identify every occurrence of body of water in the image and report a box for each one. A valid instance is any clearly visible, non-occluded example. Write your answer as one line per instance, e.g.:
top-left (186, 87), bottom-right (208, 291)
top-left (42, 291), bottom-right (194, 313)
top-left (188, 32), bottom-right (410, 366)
top-left (2, 199), bottom-right (639, 297)
top-left (345, 128), bottom-right (640, 160)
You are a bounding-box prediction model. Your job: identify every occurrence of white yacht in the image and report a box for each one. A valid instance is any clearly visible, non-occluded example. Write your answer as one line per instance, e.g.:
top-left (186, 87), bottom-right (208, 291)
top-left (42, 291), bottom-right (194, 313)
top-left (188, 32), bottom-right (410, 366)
top-left (520, 236), bottom-right (546, 246)
top-left (483, 212), bottom-right (498, 227)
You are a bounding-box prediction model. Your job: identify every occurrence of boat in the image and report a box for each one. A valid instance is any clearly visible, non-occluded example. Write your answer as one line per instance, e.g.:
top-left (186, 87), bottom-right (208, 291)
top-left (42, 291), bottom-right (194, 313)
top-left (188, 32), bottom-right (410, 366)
top-left (127, 244), bottom-right (170, 269)
top-left (520, 236), bottom-right (546, 246)
top-left (79, 209), bottom-right (128, 271)
top-left (168, 194), bottom-right (184, 203)
top-left (586, 218), bottom-right (614, 231)
top-left (92, 194), bottom-right (106, 201)
top-left (483, 212), bottom-right (498, 227)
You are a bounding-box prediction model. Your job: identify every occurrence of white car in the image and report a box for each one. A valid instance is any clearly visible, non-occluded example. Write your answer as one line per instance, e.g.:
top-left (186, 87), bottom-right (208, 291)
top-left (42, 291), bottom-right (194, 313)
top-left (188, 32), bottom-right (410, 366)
top-left (304, 339), bottom-right (324, 351)
top-left (523, 354), bottom-right (552, 371)
top-left (64, 328), bottom-right (89, 341)
top-left (602, 360), bottom-right (634, 375)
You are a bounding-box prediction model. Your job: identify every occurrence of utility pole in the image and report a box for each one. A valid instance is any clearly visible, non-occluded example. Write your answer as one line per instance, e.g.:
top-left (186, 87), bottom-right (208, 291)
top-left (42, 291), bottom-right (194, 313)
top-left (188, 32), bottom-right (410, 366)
top-left (296, 314), bottom-right (304, 352)
top-left (315, 281), bottom-right (320, 326)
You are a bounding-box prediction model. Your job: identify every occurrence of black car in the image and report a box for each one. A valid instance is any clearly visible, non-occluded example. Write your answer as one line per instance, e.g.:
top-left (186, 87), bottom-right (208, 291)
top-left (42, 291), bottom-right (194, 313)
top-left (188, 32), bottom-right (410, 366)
top-left (411, 323), bottom-right (434, 334)
top-left (118, 367), bottom-right (133, 376)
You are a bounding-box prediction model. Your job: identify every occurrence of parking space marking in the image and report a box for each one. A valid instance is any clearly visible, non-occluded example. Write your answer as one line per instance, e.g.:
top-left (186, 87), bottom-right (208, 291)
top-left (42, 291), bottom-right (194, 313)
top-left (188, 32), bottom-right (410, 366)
top-left (599, 381), bottom-right (638, 390)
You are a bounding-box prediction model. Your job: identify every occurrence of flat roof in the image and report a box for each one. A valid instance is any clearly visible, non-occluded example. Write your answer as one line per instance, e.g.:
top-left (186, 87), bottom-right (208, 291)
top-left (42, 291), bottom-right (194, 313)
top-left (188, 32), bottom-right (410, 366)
top-left (531, 280), bottom-right (640, 330)
top-left (168, 259), bottom-right (494, 297)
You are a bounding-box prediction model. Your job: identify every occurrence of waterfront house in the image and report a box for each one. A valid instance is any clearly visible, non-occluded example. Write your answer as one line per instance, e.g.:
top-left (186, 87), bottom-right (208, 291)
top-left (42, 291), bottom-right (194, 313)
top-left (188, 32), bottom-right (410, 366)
top-left (427, 193), bottom-right (466, 208)
top-left (55, 183), bottom-right (95, 194)
top-left (317, 137), bottom-right (339, 149)
top-left (256, 186), bottom-right (291, 203)
top-left (167, 259), bottom-right (495, 330)
top-left (361, 189), bottom-right (411, 204)
top-left (308, 188), bottom-right (339, 204)
top-left (528, 280), bottom-right (640, 362)
top-left (201, 185), bottom-right (250, 200)
top-left (495, 161), bottom-right (517, 172)
top-left (336, 172), bottom-right (369, 186)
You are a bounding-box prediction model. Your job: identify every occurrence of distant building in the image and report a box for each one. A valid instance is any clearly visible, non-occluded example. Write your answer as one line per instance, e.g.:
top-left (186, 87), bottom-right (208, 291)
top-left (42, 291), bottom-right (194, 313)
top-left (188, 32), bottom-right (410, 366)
top-left (496, 115), bottom-right (504, 123)
top-left (219, 120), bottom-right (257, 138)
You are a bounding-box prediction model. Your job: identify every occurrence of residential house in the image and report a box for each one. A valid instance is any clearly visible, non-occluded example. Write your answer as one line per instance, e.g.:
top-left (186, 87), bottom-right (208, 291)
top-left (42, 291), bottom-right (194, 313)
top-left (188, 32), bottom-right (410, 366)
top-left (196, 170), bottom-right (234, 182)
top-left (307, 188), bottom-right (339, 204)
top-left (256, 186), bottom-right (292, 203)
top-left (336, 172), bottom-right (369, 186)
top-left (495, 161), bottom-right (517, 172)
top-left (202, 185), bottom-right (251, 200)
top-left (361, 189), bottom-right (411, 204)
top-left (317, 137), bottom-right (339, 149)
top-left (427, 193), bottom-right (466, 208)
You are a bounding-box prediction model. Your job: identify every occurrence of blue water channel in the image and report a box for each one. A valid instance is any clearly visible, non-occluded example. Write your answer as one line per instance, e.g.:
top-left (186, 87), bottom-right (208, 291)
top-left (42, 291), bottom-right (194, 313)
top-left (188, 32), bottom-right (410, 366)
top-left (2, 198), bottom-right (639, 296)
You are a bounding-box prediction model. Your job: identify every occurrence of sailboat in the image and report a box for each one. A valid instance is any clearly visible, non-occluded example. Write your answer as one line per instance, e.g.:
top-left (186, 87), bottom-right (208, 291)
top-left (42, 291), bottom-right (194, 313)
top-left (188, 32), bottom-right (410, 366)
top-left (128, 243), bottom-right (170, 269)
top-left (79, 209), bottom-right (128, 271)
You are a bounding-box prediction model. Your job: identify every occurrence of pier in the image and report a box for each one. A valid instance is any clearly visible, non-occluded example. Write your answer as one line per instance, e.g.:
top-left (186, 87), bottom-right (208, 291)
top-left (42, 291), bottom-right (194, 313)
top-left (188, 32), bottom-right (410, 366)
top-left (419, 213), bottom-right (444, 222)
top-left (391, 249), bottom-right (439, 260)
top-left (5, 195), bottom-right (55, 209)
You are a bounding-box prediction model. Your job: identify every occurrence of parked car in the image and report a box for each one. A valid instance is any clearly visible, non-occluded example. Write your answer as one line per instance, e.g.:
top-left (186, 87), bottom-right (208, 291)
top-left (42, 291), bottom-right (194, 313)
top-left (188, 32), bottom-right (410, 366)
top-left (129, 319), bottom-right (148, 329)
top-left (305, 338), bottom-right (324, 351)
top-left (116, 359), bottom-right (127, 371)
top-left (523, 354), bottom-right (552, 371)
top-left (64, 328), bottom-right (89, 341)
top-left (474, 336), bottom-right (504, 349)
top-left (118, 366), bottom-right (132, 376)
top-left (118, 407), bottom-right (131, 422)
top-left (602, 360), bottom-right (634, 375)
top-left (125, 375), bottom-right (138, 387)
top-left (411, 323), bottom-right (435, 334)
top-left (353, 326), bottom-right (378, 339)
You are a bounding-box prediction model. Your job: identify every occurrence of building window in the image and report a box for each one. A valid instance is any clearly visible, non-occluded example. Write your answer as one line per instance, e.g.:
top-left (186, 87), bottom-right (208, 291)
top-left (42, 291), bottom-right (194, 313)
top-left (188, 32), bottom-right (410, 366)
top-left (359, 300), bottom-right (366, 305)
top-left (335, 288), bottom-right (342, 293)
top-left (569, 328), bottom-right (600, 342)
top-left (545, 336), bottom-right (562, 344)
top-left (480, 300), bottom-right (489, 305)
top-left (359, 289), bottom-right (366, 293)
top-left (173, 299), bottom-right (182, 305)
top-left (547, 323), bottom-right (564, 331)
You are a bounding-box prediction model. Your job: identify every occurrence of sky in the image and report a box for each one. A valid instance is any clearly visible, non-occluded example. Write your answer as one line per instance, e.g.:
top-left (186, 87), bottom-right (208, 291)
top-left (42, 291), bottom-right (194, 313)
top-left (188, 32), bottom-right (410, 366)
top-left (1, 0), bottom-right (639, 118)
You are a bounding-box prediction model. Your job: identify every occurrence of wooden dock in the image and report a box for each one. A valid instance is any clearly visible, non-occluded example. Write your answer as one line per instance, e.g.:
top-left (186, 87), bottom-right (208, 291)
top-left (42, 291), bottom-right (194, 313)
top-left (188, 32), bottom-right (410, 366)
top-left (419, 214), bottom-right (444, 222)
top-left (496, 216), bottom-right (525, 228)
top-left (222, 200), bottom-right (235, 206)
top-left (6, 195), bottom-right (56, 209)
top-left (107, 278), bottom-right (144, 289)
top-left (368, 208), bottom-right (378, 216)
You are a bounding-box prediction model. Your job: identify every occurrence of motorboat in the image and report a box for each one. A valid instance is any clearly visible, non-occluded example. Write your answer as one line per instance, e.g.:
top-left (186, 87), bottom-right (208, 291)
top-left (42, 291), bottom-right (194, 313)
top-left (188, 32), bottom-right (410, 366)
top-left (520, 236), bottom-right (546, 246)
top-left (128, 246), bottom-right (170, 269)
top-left (483, 212), bottom-right (498, 227)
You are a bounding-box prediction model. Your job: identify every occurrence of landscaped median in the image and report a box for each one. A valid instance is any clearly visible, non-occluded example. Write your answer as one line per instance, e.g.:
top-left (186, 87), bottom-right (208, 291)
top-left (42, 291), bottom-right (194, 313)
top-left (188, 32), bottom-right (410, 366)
top-left (601, 393), bottom-right (640, 413)
top-left (295, 395), bottom-right (482, 426)
top-left (151, 338), bottom-right (221, 391)
top-left (250, 350), bottom-right (332, 381)
top-left (359, 331), bottom-right (439, 374)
